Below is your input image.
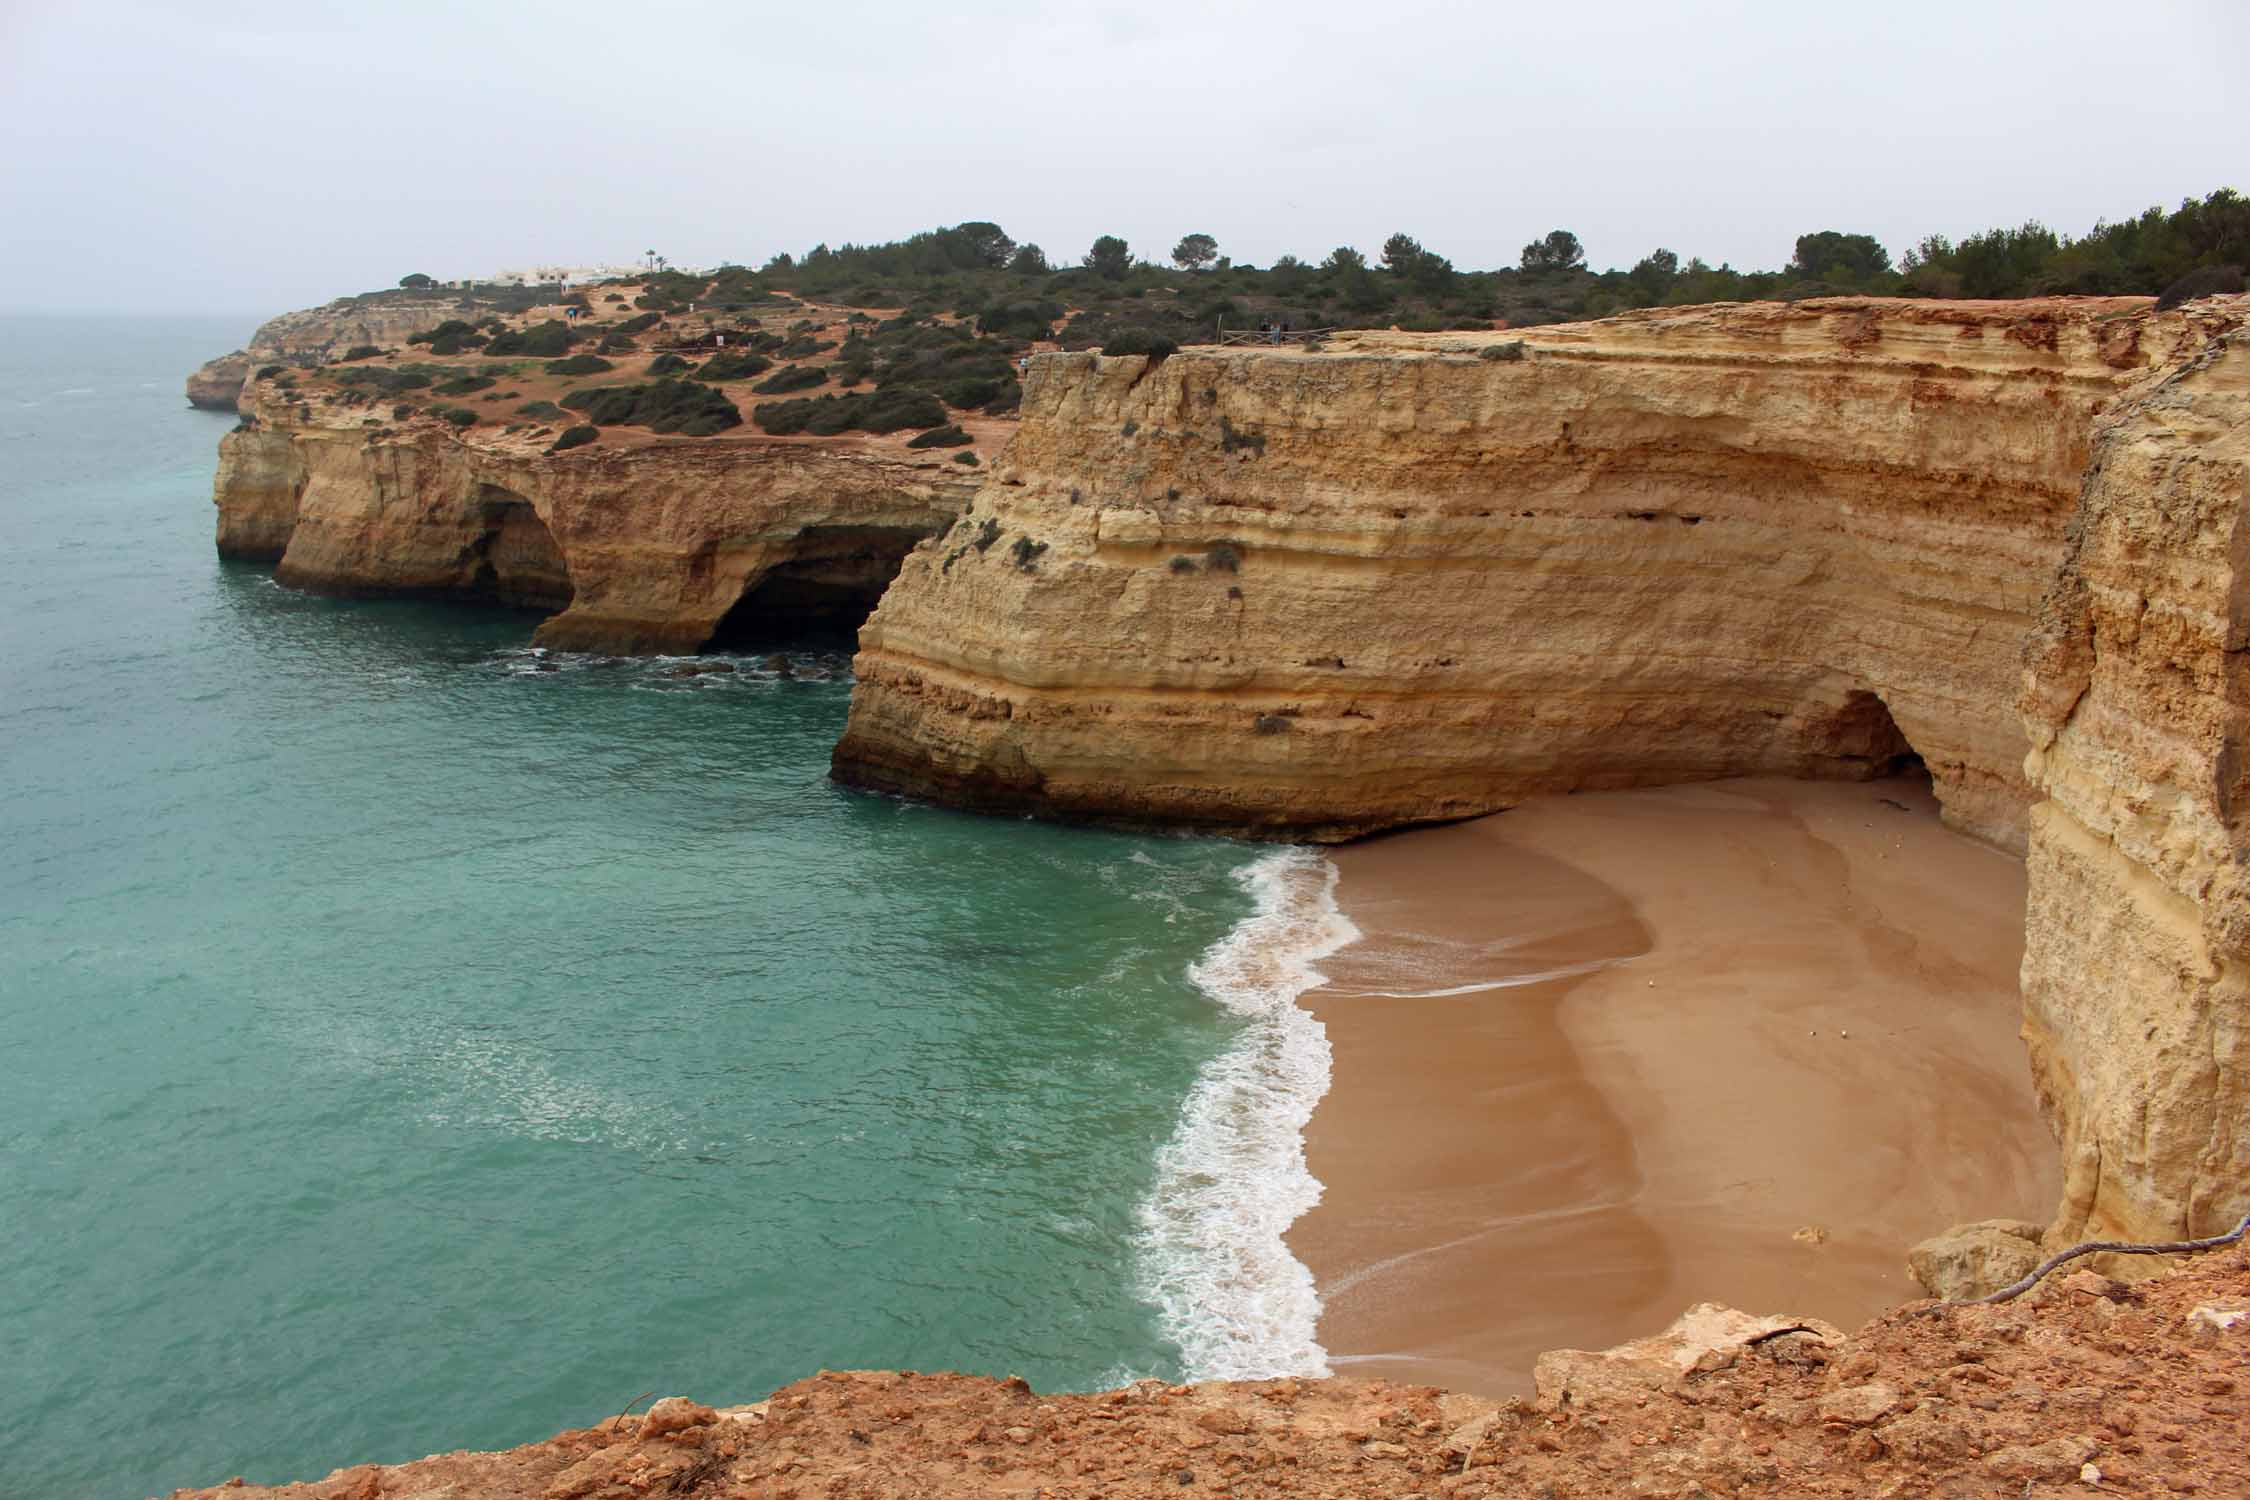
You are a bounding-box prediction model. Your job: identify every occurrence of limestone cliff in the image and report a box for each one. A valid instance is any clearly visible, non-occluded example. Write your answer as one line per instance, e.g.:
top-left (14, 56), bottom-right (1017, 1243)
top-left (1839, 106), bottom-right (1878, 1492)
top-left (216, 377), bottom-right (972, 653)
top-left (2019, 315), bottom-right (2250, 1246)
top-left (835, 298), bottom-right (2234, 845)
top-left (188, 292), bottom-right (546, 411)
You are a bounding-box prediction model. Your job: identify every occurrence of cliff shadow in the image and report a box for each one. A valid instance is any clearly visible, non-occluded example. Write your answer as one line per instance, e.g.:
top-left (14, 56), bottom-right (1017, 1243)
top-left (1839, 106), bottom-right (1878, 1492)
top-left (704, 524), bottom-right (929, 651)
top-left (1809, 688), bottom-right (1926, 783)
top-left (466, 485), bottom-right (574, 613)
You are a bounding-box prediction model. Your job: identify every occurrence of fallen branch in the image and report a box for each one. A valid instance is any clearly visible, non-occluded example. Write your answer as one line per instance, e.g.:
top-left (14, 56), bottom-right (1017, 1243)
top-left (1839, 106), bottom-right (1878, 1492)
top-left (1938, 1211), bottom-right (2250, 1310)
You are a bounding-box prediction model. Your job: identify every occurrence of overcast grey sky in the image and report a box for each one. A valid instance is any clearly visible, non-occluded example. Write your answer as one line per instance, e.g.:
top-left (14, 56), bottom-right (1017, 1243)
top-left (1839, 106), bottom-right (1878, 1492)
top-left (4, 0), bottom-right (2243, 320)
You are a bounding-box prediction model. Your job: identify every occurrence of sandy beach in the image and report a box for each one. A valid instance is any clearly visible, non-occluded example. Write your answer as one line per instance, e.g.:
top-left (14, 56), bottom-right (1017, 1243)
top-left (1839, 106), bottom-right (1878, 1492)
top-left (1287, 774), bottom-right (2057, 1394)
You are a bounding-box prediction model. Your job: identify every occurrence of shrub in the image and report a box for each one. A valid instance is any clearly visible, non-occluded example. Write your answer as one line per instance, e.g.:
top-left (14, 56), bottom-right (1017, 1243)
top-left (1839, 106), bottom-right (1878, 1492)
top-left (972, 518), bottom-right (1001, 551)
top-left (751, 364), bottom-right (829, 395)
top-left (1168, 554), bottom-right (1200, 573)
top-left (548, 425), bottom-right (599, 453)
top-left (409, 320), bottom-right (475, 346)
top-left (938, 375), bottom-right (1009, 409)
top-left (953, 451), bottom-right (979, 465)
top-left (615, 312), bottom-right (663, 335)
top-left (752, 388), bottom-right (948, 435)
top-left (778, 333), bottom-right (835, 359)
top-left (1101, 328), bottom-right (1179, 359)
top-left (441, 407), bottom-right (478, 427)
top-left (907, 423), bottom-right (972, 448)
top-left (545, 354), bottom-right (615, 376)
top-left (647, 353), bottom-right (692, 376)
top-left (596, 334), bottom-right (637, 353)
top-left (434, 374), bottom-right (496, 396)
top-left (256, 364), bottom-right (283, 380)
top-left (1205, 543), bottom-right (1241, 572)
top-left (340, 345), bottom-right (382, 361)
top-left (516, 400), bottom-right (567, 419)
top-left (560, 378), bottom-right (741, 436)
top-left (696, 351), bottom-right (772, 381)
top-left (2155, 264), bottom-right (2246, 310)
top-left (1478, 341), bottom-right (1527, 362)
top-left (335, 366), bottom-right (433, 394)
top-left (483, 321), bottom-right (576, 357)
top-left (1009, 537), bottom-right (1049, 570)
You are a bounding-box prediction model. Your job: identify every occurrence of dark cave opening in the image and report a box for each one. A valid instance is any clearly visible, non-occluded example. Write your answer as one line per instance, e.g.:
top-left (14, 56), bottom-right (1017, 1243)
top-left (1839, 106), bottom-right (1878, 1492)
top-left (703, 526), bottom-right (927, 651)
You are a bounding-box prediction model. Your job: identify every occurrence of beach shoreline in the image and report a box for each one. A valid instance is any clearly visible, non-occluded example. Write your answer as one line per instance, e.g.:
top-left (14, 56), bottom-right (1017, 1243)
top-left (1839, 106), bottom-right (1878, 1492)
top-left (1286, 773), bottom-right (2056, 1394)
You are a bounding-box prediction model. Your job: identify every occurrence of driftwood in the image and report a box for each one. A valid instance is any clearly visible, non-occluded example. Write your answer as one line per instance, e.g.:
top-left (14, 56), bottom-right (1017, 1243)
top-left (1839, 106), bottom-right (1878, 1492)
top-left (1931, 1211), bottom-right (2250, 1312)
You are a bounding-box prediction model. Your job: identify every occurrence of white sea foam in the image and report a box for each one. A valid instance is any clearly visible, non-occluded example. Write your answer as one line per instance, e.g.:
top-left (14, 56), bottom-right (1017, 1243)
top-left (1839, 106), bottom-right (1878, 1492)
top-left (1133, 847), bottom-right (1360, 1381)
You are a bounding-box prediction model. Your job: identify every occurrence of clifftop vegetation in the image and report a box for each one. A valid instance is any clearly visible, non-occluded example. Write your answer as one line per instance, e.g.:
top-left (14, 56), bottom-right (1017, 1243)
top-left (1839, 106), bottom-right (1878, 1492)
top-left (705, 190), bottom-right (2243, 339)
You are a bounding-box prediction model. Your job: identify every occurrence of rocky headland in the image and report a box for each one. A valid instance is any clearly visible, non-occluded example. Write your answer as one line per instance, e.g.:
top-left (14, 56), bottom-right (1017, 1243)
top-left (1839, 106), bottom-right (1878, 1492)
top-left (189, 290), bottom-right (566, 410)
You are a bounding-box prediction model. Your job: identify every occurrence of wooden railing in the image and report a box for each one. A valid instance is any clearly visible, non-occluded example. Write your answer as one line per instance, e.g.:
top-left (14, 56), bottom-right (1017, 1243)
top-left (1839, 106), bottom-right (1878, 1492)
top-left (1213, 325), bottom-right (1337, 347)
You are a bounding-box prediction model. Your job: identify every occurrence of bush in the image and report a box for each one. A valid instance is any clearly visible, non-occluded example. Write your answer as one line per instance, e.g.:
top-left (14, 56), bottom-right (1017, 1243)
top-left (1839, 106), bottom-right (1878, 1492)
top-left (615, 312), bottom-right (662, 335)
top-left (1101, 328), bottom-right (1179, 359)
top-left (545, 354), bottom-right (615, 376)
top-left (340, 345), bottom-right (382, 361)
top-left (778, 333), bottom-right (835, 359)
top-left (560, 378), bottom-right (741, 436)
top-left (596, 334), bottom-right (637, 353)
top-left (1205, 543), bottom-right (1241, 572)
top-left (483, 321), bottom-right (577, 357)
top-left (441, 407), bottom-right (478, 427)
top-left (752, 388), bottom-right (947, 435)
top-left (410, 320), bottom-right (475, 346)
top-left (752, 364), bottom-right (829, 394)
top-left (335, 366), bottom-right (433, 394)
top-left (953, 451), bottom-right (979, 465)
top-left (647, 353), bottom-right (692, 376)
top-left (516, 400), bottom-right (567, 419)
top-left (434, 374), bottom-right (496, 396)
top-left (1009, 537), bottom-right (1049, 570)
top-left (1168, 554), bottom-right (1200, 573)
top-left (906, 423), bottom-right (972, 448)
top-left (697, 351), bottom-right (773, 381)
top-left (256, 364), bottom-right (283, 380)
top-left (2155, 264), bottom-right (2246, 310)
top-left (548, 425), bottom-right (599, 453)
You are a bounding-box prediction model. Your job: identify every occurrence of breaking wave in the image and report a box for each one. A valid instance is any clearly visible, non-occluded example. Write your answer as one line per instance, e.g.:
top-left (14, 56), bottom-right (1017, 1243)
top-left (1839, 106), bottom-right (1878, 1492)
top-left (1132, 847), bottom-right (1360, 1381)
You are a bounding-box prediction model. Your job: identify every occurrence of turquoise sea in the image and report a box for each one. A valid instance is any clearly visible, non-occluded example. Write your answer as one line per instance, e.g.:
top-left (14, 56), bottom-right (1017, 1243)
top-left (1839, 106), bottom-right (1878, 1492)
top-left (0, 318), bottom-right (1342, 1498)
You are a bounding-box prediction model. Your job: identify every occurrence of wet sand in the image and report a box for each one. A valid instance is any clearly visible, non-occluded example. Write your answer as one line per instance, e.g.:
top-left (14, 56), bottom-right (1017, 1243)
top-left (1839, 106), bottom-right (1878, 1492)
top-left (1287, 774), bottom-right (2057, 1394)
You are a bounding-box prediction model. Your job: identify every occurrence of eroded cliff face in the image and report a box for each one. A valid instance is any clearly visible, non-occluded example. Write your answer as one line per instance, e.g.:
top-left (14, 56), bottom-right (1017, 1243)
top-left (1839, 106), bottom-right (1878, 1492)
top-left (2019, 318), bottom-right (2250, 1246)
top-left (216, 378), bottom-right (971, 653)
top-left (836, 298), bottom-right (2228, 845)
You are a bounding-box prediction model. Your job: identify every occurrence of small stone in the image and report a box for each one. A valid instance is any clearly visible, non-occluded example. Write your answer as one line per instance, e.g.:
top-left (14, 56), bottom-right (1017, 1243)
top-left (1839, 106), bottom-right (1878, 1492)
top-left (1984, 1435), bottom-right (2099, 1481)
top-left (1818, 1382), bottom-right (1903, 1427)
top-left (1362, 1440), bottom-right (1411, 1459)
top-left (640, 1397), bottom-right (717, 1436)
top-left (2186, 1304), bottom-right (2247, 1339)
top-left (1792, 1225), bottom-right (1829, 1246)
top-left (2082, 1462), bottom-right (2104, 1485)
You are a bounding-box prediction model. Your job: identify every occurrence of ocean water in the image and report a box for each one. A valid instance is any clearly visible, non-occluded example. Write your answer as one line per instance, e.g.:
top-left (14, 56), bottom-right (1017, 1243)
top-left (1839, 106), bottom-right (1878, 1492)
top-left (0, 318), bottom-right (1347, 1498)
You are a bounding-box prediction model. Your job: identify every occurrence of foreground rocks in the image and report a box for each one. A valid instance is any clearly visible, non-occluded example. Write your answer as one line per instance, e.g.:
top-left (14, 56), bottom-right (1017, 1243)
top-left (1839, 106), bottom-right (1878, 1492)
top-left (167, 1246), bottom-right (2250, 1499)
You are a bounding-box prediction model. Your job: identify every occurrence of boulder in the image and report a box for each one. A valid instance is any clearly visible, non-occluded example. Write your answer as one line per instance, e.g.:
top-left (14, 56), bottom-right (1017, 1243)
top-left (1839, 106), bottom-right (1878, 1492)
top-left (1906, 1219), bottom-right (2045, 1299)
top-left (1534, 1303), bottom-right (1844, 1407)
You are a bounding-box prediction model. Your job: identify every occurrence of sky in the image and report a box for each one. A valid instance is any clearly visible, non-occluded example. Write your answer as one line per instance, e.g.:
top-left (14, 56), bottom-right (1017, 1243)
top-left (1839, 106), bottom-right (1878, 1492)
top-left (3, 0), bottom-right (2245, 319)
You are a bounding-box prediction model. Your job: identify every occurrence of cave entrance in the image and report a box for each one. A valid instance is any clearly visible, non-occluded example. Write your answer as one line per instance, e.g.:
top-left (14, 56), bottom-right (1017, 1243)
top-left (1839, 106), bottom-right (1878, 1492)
top-left (1817, 689), bottom-right (1926, 783)
top-left (703, 525), bottom-right (926, 651)
top-left (467, 486), bottom-right (573, 612)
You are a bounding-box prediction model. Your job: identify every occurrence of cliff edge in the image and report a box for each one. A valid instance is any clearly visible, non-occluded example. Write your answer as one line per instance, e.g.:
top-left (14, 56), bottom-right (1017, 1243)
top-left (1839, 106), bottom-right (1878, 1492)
top-left (165, 1247), bottom-right (2250, 1499)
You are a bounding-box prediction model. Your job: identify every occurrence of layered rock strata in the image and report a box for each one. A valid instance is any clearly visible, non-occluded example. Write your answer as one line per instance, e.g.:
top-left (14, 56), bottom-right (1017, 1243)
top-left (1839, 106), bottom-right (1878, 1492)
top-left (835, 298), bottom-right (2234, 846)
top-left (216, 377), bottom-right (970, 653)
top-left (2019, 316), bottom-right (2250, 1245)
